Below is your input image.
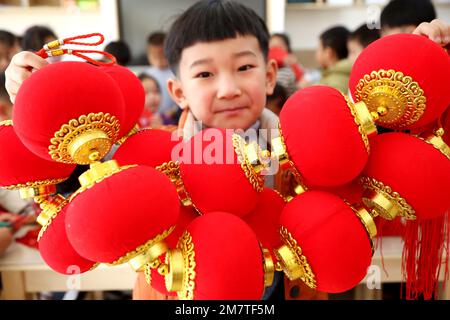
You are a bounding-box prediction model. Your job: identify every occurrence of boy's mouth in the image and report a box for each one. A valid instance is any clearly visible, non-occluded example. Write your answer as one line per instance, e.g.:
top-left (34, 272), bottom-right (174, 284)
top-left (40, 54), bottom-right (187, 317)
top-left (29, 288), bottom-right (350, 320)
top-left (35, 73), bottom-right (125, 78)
top-left (215, 106), bottom-right (248, 114)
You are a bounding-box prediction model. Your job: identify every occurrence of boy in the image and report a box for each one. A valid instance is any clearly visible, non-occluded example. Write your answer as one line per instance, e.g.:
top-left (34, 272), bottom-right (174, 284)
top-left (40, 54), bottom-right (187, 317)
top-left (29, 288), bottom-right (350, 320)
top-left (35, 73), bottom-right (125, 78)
top-left (316, 25), bottom-right (351, 94)
top-left (381, 0), bottom-right (436, 37)
top-left (347, 24), bottom-right (380, 65)
top-left (3, 0), bottom-right (450, 301)
top-left (145, 32), bottom-right (178, 125)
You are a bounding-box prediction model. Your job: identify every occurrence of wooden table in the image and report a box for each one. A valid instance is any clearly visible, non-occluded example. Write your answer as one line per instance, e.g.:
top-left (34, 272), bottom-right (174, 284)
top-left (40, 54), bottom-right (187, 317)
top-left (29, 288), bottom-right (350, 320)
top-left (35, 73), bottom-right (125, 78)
top-left (0, 241), bottom-right (136, 300)
top-left (1, 236), bottom-right (448, 300)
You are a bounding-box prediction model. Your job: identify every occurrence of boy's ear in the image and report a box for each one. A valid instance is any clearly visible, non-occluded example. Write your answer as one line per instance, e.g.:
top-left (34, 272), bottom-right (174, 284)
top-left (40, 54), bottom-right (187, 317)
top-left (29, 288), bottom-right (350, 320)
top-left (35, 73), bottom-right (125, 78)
top-left (265, 59), bottom-right (278, 96)
top-left (167, 78), bottom-right (188, 109)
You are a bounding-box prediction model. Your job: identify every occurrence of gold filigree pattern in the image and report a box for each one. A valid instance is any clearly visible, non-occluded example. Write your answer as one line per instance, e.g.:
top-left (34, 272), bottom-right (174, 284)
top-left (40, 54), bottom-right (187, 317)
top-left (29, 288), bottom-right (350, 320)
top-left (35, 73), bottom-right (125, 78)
top-left (2, 178), bottom-right (67, 191)
top-left (361, 176), bottom-right (416, 220)
top-left (107, 226), bottom-right (175, 266)
top-left (417, 132), bottom-right (450, 161)
top-left (0, 120), bottom-right (13, 126)
top-left (48, 112), bottom-right (121, 164)
top-left (279, 227), bottom-right (316, 289)
top-left (36, 195), bottom-right (68, 241)
top-left (354, 69), bottom-right (426, 129)
top-left (232, 134), bottom-right (265, 192)
top-left (156, 161), bottom-right (202, 214)
top-left (274, 126), bottom-right (308, 191)
top-left (176, 231), bottom-right (196, 300)
top-left (342, 95), bottom-right (373, 153)
top-left (144, 263), bottom-right (152, 286)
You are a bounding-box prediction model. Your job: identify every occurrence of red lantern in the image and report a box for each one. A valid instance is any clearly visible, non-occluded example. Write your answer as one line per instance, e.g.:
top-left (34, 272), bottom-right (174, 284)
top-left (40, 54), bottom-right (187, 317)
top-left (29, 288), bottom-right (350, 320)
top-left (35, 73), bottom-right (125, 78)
top-left (37, 195), bottom-right (96, 274)
top-left (99, 64), bottom-right (145, 140)
top-left (149, 205), bottom-right (198, 296)
top-left (243, 188), bottom-right (285, 257)
top-left (0, 121), bottom-right (75, 197)
top-left (313, 177), bottom-right (364, 207)
top-left (66, 161), bottom-right (180, 269)
top-left (442, 108), bottom-right (450, 146)
top-left (178, 128), bottom-right (264, 217)
top-left (349, 34), bottom-right (450, 130)
top-left (361, 132), bottom-right (450, 221)
top-left (13, 61), bottom-right (125, 165)
top-left (165, 212), bottom-right (268, 300)
top-left (113, 128), bottom-right (182, 168)
top-left (275, 190), bottom-right (374, 293)
top-left (277, 85), bottom-right (376, 187)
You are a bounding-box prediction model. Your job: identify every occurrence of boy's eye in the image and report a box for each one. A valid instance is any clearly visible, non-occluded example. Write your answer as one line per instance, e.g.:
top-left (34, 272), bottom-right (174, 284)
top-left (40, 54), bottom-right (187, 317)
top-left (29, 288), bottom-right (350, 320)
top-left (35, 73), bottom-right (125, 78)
top-left (195, 72), bottom-right (213, 78)
top-left (238, 64), bottom-right (254, 72)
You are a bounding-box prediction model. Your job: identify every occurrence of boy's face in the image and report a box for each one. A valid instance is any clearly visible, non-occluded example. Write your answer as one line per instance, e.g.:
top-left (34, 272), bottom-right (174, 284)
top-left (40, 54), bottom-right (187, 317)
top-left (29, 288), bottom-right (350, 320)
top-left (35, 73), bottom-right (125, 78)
top-left (168, 35), bottom-right (277, 130)
top-left (147, 44), bottom-right (169, 69)
top-left (347, 39), bottom-right (364, 65)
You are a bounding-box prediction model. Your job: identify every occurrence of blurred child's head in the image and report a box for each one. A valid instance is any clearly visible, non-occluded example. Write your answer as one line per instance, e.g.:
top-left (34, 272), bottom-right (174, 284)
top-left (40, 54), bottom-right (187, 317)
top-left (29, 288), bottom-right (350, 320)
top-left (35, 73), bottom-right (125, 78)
top-left (164, 0), bottom-right (277, 130)
top-left (347, 24), bottom-right (380, 64)
top-left (269, 33), bottom-right (292, 53)
top-left (21, 25), bottom-right (57, 52)
top-left (316, 26), bottom-right (349, 69)
top-left (0, 72), bottom-right (12, 119)
top-left (0, 30), bottom-right (19, 71)
top-left (380, 0), bottom-right (436, 37)
top-left (138, 73), bottom-right (161, 113)
top-left (104, 40), bottom-right (131, 66)
top-left (266, 83), bottom-right (288, 116)
top-left (147, 32), bottom-right (168, 69)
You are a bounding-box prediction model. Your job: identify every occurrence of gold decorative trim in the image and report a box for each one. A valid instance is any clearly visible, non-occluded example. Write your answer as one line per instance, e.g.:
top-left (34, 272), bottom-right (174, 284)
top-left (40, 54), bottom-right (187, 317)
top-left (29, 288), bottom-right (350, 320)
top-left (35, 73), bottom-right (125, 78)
top-left (262, 247), bottom-right (275, 288)
top-left (347, 203), bottom-right (376, 255)
top-left (144, 263), bottom-right (152, 286)
top-left (128, 241), bottom-right (169, 272)
top-left (418, 131), bottom-right (450, 161)
top-left (342, 95), bottom-right (376, 153)
top-left (36, 195), bottom-right (68, 241)
top-left (3, 178), bottom-right (66, 192)
top-left (156, 161), bottom-right (202, 214)
top-left (48, 112), bottom-right (121, 164)
top-left (89, 263), bottom-right (100, 271)
top-left (272, 126), bottom-right (308, 192)
top-left (176, 231), bottom-right (196, 300)
top-left (0, 120), bottom-right (13, 126)
top-left (107, 226), bottom-right (175, 266)
top-left (276, 227), bottom-right (316, 289)
top-left (354, 69), bottom-right (426, 129)
top-left (116, 124), bottom-right (139, 145)
top-left (69, 161), bottom-right (136, 201)
top-left (232, 134), bottom-right (265, 192)
top-left (361, 176), bottom-right (416, 220)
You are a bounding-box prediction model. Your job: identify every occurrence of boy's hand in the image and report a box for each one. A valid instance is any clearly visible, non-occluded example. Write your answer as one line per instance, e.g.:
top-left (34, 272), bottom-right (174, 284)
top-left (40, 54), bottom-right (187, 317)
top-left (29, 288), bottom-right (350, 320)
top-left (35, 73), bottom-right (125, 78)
top-left (413, 19), bottom-right (450, 47)
top-left (5, 51), bottom-right (48, 103)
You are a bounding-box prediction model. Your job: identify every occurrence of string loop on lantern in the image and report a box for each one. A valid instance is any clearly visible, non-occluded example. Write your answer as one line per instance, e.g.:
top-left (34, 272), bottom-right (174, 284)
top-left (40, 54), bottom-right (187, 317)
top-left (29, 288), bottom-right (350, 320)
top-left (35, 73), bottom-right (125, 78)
top-left (36, 32), bottom-right (116, 66)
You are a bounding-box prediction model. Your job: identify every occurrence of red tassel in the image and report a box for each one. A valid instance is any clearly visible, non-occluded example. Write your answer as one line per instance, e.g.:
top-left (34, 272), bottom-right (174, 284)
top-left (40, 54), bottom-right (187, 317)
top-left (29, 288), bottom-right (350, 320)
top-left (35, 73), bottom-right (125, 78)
top-left (401, 212), bottom-right (449, 300)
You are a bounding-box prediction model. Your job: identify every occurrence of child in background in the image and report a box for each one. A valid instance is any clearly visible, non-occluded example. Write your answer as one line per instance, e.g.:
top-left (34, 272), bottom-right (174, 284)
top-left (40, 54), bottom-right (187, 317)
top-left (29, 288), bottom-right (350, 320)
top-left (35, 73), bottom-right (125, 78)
top-left (266, 83), bottom-right (288, 116)
top-left (137, 73), bottom-right (164, 128)
top-left (104, 40), bottom-right (132, 66)
top-left (316, 25), bottom-right (351, 93)
top-left (347, 24), bottom-right (380, 65)
top-left (0, 72), bottom-right (12, 120)
top-left (0, 30), bottom-right (20, 72)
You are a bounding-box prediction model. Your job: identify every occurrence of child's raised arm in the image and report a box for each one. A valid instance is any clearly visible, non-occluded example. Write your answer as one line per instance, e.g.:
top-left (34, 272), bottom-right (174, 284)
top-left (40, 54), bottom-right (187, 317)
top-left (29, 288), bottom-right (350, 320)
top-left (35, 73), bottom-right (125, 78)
top-left (5, 51), bottom-right (48, 103)
top-left (413, 19), bottom-right (450, 47)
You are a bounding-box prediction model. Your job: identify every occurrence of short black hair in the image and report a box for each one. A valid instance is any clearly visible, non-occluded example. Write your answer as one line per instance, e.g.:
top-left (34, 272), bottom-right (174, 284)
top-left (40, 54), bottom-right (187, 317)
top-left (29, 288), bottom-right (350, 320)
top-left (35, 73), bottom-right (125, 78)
top-left (21, 25), bottom-right (57, 51)
top-left (165, 0), bottom-right (269, 74)
top-left (381, 0), bottom-right (436, 29)
top-left (0, 30), bottom-right (17, 47)
top-left (320, 26), bottom-right (350, 60)
top-left (271, 33), bottom-right (292, 53)
top-left (147, 32), bottom-right (166, 46)
top-left (104, 40), bottom-right (131, 66)
top-left (349, 24), bottom-right (380, 48)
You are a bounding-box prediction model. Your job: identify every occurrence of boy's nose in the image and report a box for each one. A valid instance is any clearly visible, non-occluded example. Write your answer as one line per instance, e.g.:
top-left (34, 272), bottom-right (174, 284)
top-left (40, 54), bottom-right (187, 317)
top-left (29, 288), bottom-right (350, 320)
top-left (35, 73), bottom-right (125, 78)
top-left (217, 75), bottom-right (242, 99)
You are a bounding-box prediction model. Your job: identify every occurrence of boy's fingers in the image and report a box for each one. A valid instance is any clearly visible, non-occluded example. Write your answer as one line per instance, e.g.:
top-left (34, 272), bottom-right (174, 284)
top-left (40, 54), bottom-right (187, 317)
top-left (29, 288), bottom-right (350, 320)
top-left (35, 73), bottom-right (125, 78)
top-left (11, 51), bottom-right (48, 70)
top-left (4, 78), bottom-right (21, 103)
top-left (414, 20), bottom-right (449, 46)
